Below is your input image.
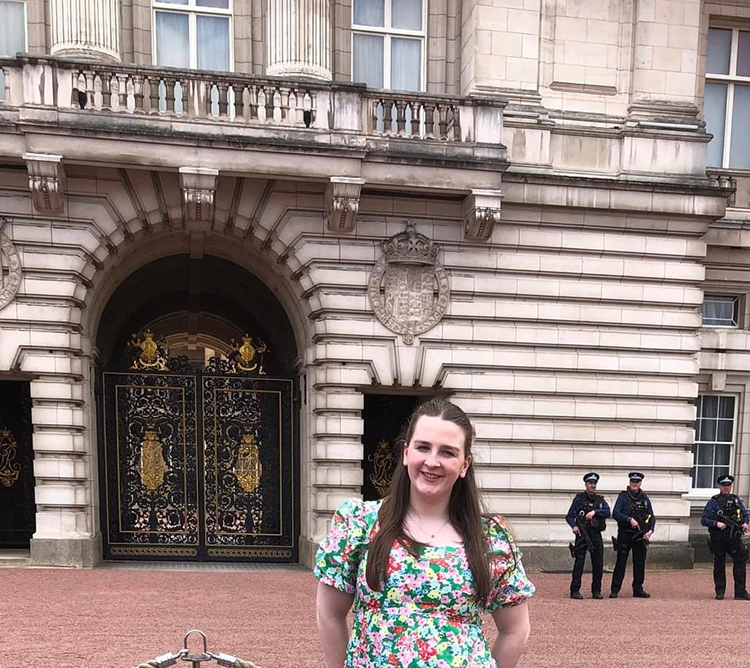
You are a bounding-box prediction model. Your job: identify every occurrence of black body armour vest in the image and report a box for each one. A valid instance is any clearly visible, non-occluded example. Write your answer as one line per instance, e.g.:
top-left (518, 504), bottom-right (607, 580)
top-left (712, 494), bottom-right (743, 525)
top-left (577, 492), bottom-right (606, 532)
top-left (625, 491), bottom-right (650, 528)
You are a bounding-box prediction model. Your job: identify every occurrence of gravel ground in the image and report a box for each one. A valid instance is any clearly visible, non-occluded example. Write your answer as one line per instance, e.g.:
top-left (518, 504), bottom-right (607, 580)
top-left (1, 566), bottom-right (748, 668)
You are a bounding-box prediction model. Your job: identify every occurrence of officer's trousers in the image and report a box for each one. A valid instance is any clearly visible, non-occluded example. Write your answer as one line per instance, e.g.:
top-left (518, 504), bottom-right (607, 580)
top-left (570, 531), bottom-right (604, 594)
top-left (711, 531), bottom-right (748, 596)
top-left (610, 533), bottom-right (647, 593)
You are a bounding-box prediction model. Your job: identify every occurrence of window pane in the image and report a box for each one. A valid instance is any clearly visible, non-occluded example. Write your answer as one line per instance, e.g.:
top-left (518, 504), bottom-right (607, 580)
top-left (197, 15), bottom-right (230, 71)
top-left (700, 419), bottom-right (717, 442)
top-left (719, 396), bottom-right (735, 419)
top-left (392, 0), bottom-right (422, 30)
top-left (738, 31), bottom-right (750, 77)
top-left (155, 11), bottom-right (190, 68)
top-left (197, 0), bottom-right (229, 7)
top-left (729, 85), bottom-right (750, 169)
top-left (353, 32), bottom-right (384, 87)
top-left (156, 0), bottom-right (189, 5)
top-left (715, 444), bottom-right (731, 466)
top-left (701, 294), bottom-right (737, 326)
top-left (696, 467), bottom-right (714, 488)
top-left (696, 444), bottom-right (714, 465)
top-left (701, 395), bottom-right (718, 419)
top-left (704, 83), bottom-right (727, 168)
top-left (717, 419), bottom-right (733, 442)
top-left (0, 1), bottom-right (26, 56)
top-left (715, 466), bottom-right (730, 481)
top-left (391, 37), bottom-right (421, 91)
top-left (707, 28), bottom-right (731, 75)
top-left (353, 0), bottom-right (384, 27)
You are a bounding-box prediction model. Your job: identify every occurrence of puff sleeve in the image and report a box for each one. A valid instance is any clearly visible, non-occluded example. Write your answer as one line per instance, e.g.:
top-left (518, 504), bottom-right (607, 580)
top-left (313, 498), bottom-right (370, 595)
top-left (484, 518), bottom-right (536, 612)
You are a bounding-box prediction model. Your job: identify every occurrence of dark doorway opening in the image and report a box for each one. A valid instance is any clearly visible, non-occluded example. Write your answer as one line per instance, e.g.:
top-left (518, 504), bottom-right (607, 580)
top-left (0, 380), bottom-right (35, 547)
top-left (362, 394), bottom-right (419, 501)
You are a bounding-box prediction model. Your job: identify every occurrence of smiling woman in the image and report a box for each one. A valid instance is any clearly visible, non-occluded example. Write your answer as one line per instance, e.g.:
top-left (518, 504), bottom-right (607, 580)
top-left (314, 399), bottom-right (535, 668)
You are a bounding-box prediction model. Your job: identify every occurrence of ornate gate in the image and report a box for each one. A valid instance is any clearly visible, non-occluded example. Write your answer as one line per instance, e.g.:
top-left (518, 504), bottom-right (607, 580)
top-left (0, 381), bottom-right (35, 548)
top-left (100, 333), bottom-right (296, 562)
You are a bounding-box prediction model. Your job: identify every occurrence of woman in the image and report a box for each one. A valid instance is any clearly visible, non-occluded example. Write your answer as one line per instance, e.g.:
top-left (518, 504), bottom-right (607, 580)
top-left (315, 399), bottom-right (534, 668)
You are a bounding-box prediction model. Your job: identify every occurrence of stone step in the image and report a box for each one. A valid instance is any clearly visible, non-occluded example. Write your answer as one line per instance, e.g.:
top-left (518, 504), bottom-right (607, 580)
top-left (0, 549), bottom-right (31, 568)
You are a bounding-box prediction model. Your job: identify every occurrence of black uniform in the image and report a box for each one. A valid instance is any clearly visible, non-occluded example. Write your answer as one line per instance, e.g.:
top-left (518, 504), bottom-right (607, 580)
top-left (566, 491), bottom-right (611, 596)
top-left (701, 493), bottom-right (749, 598)
top-left (610, 488), bottom-right (655, 596)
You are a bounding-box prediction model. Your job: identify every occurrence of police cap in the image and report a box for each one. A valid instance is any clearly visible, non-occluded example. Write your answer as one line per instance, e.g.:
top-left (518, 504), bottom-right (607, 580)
top-left (628, 471), bottom-right (645, 482)
top-left (583, 472), bottom-right (600, 483)
top-left (717, 474), bottom-right (735, 485)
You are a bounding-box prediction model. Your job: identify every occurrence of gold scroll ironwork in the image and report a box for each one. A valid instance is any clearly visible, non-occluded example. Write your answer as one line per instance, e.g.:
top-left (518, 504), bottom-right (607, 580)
top-left (0, 428), bottom-right (21, 487)
top-left (234, 434), bottom-right (262, 493)
top-left (138, 428), bottom-right (169, 491)
top-left (369, 439), bottom-right (395, 498)
top-left (130, 330), bottom-right (169, 370)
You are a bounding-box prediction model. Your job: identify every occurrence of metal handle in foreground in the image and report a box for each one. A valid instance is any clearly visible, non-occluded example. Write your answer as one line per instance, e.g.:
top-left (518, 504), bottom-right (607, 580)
top-left (133, 630), bottom-right (262, 668)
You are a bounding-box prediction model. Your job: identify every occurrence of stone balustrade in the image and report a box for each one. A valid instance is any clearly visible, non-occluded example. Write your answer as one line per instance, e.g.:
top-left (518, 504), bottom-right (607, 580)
top-left (0, 56), bottom-right (506, 147)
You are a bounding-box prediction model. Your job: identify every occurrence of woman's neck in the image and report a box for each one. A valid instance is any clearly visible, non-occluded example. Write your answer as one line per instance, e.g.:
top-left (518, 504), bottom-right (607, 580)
top-left (408, 492), bottom-right (450, 520)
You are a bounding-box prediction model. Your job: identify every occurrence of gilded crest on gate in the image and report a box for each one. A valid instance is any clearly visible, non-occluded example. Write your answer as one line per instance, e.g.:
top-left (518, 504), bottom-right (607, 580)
top-left (368, 439), bottom-right (395, 498)
top-left (130, 330), bottom-right (169, 370)
top-left (234, 434), bottom-right (262, 493)
top-left (368, 224), bottom-right (450, 344)
top-left (138, 427), bottom-right (169, 491)
top-left (0, 428), bottom-right (21, 487)
top-left (228, 335), bottom-right (268, 374)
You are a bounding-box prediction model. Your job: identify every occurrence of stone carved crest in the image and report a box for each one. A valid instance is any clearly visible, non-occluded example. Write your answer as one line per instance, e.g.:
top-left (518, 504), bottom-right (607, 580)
top-left (0, 218), bottom-right (22, 312)
top-left (368, 224), bottom-right (450, 344)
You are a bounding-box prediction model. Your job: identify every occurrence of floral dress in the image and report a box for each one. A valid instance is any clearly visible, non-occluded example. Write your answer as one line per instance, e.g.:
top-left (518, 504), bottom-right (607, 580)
top-left (314, 499), bottom-right (535, 668)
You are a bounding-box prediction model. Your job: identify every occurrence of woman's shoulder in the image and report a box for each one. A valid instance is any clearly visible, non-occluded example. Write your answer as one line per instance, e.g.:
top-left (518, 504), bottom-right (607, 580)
top-left (332, 498), bottom-right (382, 530)
top-left (482, 514), bottom-right (518, 556)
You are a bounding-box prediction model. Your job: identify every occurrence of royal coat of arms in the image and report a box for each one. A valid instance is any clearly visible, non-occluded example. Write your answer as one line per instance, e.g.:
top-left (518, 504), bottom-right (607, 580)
top-left (368, 224), bottom-right (450, 344)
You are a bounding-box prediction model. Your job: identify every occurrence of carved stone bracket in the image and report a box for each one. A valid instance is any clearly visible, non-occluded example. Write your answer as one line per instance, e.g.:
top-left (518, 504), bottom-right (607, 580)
top-left (325, 177), bottom-right (364, 233)
top-left (23, 153), bottom-right (66, 214)
top-left (462, 188), bottom-right (504, 241)
top-left (179, 167), bottom-right (219, 224)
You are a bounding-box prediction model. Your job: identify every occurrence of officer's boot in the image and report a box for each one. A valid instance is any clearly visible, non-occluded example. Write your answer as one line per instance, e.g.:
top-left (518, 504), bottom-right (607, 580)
top-left (734, 592), bottom-right (750, 600)
top-left (570, 591), bottom-right (583, 599)
top-left (716, 591), bottom-right (725, 600)
top-left (633, 589), bottom-right (651, 598)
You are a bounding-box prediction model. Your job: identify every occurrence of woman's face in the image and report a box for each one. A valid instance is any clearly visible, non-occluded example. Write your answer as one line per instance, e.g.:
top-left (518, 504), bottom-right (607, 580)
top-left (403, 414), bottom-right (471, 501)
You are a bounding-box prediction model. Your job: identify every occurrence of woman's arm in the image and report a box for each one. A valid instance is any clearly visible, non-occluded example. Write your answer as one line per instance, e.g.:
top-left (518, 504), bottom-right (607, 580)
top-left (316, 582), bottom-right (355, 668)
top-left (490, 601), bottom-right (530, 668)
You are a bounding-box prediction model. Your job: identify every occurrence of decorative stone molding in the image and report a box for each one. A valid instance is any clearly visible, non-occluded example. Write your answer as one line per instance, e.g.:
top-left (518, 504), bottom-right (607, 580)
top-left (266, 0), bottom-right (332, 80)
top-left (24, 153), bottom-right (66, 215)
top-left (50, 0), bottom-right (121, 61)
top-left (325, 177), bottom-right (364, 233)
top-left (462, 189), bottom-right (503, 241)
top-left (368, 224), bottom-right (450, 345)
top-left (0, 218), bottom-right (22, 311)
top-left (179, 168), bottom-right (219, 224)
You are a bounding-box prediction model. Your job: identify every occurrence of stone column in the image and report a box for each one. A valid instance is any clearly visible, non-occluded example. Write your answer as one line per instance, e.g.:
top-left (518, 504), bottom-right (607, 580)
top-left (50, 0), bottom-right (121, 62)
top-left (266, 0), bottom-right (332, 81)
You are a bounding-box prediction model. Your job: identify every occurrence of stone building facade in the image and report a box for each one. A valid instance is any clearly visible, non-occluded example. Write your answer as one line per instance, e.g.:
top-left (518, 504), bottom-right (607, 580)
top-left (0, 0), bottom-right (748, 568)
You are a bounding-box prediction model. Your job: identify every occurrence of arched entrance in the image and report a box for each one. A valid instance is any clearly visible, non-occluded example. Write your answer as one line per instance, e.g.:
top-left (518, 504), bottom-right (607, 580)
top-left (96, 255), bottom-right (299, 562)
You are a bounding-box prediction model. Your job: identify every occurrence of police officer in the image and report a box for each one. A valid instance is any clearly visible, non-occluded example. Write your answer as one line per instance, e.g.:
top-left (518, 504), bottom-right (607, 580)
top-left (701, 475), bottom-right (750, 600)
top-left (566, 472), bottom-right (611, 599)
top-left (609, 472), bottom-right (655, 598)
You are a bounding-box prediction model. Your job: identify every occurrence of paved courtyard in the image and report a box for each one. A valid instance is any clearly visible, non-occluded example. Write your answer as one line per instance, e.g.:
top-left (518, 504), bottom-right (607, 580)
top-left (1, 565), bottom-right (748, 668)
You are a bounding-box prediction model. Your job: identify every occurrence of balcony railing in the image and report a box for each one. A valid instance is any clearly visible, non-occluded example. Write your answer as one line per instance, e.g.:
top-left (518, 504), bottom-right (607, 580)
top-left (0, 55), bottom-right (505, 147)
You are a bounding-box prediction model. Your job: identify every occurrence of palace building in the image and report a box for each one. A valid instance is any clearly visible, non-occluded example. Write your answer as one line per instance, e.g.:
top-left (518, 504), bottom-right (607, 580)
top-left (0, 0), bottom-right (748, 568)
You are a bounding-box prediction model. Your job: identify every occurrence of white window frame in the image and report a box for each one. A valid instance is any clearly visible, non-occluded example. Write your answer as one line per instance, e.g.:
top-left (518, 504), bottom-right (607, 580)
top-left (151, 0), bottom-right (234, 71)
top-left (691, 394), bottom-right (738, 493)
top-left (351, 0), bottom-right (427, 91)
top-left (0, 0), bottom-right (28, 56)
top-left (700, 294), bottom-right (740, 328)
top-left (706, 25), bottom-right (750, 169)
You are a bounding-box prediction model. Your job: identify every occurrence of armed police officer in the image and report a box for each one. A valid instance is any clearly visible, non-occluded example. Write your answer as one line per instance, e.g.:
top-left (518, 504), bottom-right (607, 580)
top-left (609, 471), bottom-right (655, 599)
top-left (566, 472), bottom-right (611, 599)
top-left (701, 475), bottom-right (750, 600)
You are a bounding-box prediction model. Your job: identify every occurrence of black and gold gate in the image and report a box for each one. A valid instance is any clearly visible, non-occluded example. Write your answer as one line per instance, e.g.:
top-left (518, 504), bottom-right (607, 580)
top-left (100, 333), bottom-right (296, 562)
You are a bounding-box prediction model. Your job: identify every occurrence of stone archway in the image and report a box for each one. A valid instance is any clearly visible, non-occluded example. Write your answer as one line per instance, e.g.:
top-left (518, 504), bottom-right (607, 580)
top-left (93, 253), bottom-right (301, 562)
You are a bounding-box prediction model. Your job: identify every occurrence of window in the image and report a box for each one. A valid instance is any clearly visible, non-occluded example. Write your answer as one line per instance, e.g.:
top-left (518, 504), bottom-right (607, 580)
top-left (351, 0), bottom-right (425, 91)
top-left (705, 27), bottom-right (750, 169)
top-left (153, 0), bottom-right (231, 71)
top-left (0, 0), bottom-right (26, 100)
top-left (692, 395), bottom-right (735, 489)
top-left (701, 294), bottom-right (739, 327)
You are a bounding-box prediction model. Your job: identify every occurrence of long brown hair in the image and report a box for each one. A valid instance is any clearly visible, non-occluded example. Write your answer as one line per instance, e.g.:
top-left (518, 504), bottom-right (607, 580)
top-left (365, 398), bottom-right (493, 606)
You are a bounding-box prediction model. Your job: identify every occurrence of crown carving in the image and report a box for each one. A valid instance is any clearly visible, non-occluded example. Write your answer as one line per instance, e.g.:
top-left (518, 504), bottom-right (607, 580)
top-left (381, 223), bottom-right (438, 265)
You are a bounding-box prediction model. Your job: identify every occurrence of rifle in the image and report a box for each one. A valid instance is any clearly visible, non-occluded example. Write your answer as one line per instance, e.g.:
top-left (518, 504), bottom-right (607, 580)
top-left (612, 514), bottom-right (652, 553)
top-left (710, 510), bottom-right (747, 539)
top-left (575, 510), bottom-right (596, 553)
